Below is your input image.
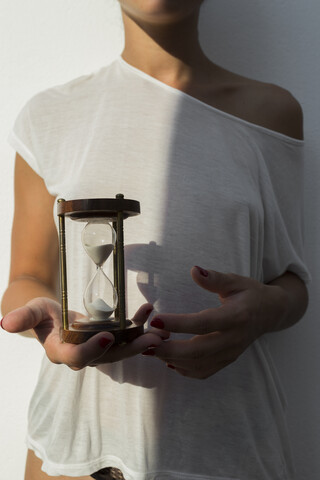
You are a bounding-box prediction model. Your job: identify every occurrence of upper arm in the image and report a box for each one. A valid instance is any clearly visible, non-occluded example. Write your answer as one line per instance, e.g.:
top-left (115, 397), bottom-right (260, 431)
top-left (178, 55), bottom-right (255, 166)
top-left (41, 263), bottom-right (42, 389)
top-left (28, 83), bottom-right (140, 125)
top-left (10, 153), bottom-right (59, 291)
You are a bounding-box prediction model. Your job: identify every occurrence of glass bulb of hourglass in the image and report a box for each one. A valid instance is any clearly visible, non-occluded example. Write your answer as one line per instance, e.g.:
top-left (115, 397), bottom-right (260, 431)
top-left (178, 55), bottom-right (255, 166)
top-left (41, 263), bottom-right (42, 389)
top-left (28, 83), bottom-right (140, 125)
top-left (82, 221), bottom-right (116, 267)
top-left (84, 267), bottom-right (118, 320)
top-left (82, 221), bottom-right (118, 321)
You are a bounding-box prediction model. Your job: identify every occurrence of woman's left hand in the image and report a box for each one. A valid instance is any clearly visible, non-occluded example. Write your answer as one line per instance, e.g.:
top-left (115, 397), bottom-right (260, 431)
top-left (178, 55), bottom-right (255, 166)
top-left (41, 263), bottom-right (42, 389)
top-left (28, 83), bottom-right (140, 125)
top-left (146, 266), bottom-right (288, 379)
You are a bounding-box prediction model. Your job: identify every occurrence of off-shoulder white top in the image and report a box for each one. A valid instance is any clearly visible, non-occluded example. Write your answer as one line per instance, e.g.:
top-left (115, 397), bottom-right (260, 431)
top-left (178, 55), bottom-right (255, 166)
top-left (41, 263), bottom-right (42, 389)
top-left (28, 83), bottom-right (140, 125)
top-left (8, 57), bottom-right (310, 480)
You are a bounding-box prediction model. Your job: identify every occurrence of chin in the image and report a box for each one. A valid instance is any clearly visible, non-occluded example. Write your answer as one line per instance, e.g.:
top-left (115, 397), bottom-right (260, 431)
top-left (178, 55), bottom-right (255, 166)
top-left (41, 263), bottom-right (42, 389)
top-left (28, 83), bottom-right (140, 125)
top-left (119, 0), bottom-right (204, 24)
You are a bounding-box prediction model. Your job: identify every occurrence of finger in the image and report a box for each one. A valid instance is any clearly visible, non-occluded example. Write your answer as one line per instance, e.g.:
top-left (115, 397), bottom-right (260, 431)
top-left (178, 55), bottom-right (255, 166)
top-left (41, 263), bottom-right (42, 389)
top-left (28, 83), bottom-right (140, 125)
top-left (40, 325), bottom-right (163, 369)
top-left (148, 327), bottom-right (171, 340)
top-left (160, 342), bottom-right (244, 380)
top-left (1, 298), bottom-right (61, 333)
top-left (165, 361), bottom-right (228, 380)
top-left (1, 307), bottom-right (36, 333)
top-left (191, 267), bottom-right (251, 299)
top-left (150, 306), bottom-right (234, 335)
top-left (152, 331), bottom-right (226, 361)
top-left (132, 304), bottom-right (170, 338)
top-left (131, 303), bottom-right (154, 326)
top-left (45, 331), bottom-right (115, 369)
top-left (97, 331), bottom-right (164, 364)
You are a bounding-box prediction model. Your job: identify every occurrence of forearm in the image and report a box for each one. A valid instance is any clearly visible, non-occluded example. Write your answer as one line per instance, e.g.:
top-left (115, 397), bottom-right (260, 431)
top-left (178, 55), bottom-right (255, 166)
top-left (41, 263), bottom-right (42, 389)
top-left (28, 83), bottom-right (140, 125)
top-left (262, 271), bottom-right (309, 334)
top-left (1, 277), bottom-right (58, 338)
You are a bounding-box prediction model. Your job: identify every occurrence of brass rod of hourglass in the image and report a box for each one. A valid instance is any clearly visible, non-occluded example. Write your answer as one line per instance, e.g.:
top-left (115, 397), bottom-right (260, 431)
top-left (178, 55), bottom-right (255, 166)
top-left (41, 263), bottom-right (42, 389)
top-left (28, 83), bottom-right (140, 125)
top-left (57, 199), bottom-right (69, 331)
top-left (112, 220), bottom-right (119, 321)
top-left (116, 200), bottom-right (126, 330)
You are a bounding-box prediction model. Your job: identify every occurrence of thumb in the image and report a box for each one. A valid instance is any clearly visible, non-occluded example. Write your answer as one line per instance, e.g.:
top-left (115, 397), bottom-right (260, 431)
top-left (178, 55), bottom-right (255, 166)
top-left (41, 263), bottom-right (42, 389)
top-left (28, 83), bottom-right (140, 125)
top-left (191, 266), bottom-right (246, 298)
top-left (1, 298), bottom-right (61, 333)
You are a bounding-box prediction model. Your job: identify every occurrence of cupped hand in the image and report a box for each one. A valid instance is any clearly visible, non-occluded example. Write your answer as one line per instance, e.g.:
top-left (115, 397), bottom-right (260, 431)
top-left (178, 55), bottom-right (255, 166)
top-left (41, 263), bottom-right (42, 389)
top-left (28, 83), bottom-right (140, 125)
top-left (146, 266), bottom-right (287, 379)
top-left (1, 297), bottom-right (167, 370)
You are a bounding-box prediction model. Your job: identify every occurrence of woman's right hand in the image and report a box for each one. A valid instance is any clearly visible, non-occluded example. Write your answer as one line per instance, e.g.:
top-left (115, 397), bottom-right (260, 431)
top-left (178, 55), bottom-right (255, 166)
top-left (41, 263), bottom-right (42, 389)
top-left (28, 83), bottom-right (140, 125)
top-left (1, 297), bottom-right (165, 370)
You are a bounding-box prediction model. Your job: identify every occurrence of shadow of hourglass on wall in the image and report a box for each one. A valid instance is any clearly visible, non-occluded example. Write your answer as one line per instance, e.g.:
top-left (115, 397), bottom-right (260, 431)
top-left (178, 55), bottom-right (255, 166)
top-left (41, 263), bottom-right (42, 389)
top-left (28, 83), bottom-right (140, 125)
top-left (96, 240), bottom-right (165, 388)
top-left (125, 241), bottom-right (162, 312)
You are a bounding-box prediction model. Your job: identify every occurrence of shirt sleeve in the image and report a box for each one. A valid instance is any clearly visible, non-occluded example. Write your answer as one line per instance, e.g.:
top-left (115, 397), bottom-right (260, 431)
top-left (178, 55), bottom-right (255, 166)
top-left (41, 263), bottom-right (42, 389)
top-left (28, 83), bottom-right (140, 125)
top-left (8, 96), bottom-right (44, 178)
top-left (260, 137), bottom-right (311, 285)
top-left (7, 89), bottom-right (62, 196)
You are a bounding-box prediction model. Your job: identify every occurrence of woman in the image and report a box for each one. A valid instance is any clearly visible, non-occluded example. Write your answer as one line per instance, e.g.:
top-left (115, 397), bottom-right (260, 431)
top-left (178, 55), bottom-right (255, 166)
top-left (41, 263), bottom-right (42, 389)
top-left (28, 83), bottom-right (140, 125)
top-left (1, 1), bottom-right (310, 479)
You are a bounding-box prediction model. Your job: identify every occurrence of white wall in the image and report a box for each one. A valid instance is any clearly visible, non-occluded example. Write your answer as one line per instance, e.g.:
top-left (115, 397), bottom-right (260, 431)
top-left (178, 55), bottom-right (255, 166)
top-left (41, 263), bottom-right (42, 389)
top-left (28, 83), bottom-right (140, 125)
top-left (0, 0), bottom-right (319, 478)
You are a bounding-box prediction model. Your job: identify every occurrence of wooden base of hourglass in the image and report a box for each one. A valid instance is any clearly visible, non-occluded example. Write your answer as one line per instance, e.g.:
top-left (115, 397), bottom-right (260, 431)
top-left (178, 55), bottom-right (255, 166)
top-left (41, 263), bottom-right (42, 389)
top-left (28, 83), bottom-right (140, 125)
top-left (61, 322), bottom-right (144, 345)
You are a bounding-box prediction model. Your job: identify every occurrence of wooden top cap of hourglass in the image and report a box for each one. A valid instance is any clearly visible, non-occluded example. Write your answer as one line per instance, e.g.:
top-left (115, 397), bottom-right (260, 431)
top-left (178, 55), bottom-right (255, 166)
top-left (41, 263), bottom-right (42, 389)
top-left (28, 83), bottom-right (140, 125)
top-left (57, 195), bottom-right (140, 221)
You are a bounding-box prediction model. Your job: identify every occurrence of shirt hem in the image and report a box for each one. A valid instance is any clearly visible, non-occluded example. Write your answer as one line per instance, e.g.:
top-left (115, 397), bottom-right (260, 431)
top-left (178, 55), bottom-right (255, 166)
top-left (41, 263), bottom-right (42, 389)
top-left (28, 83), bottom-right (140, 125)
top-left (26, 436), bottom-right (240, 480)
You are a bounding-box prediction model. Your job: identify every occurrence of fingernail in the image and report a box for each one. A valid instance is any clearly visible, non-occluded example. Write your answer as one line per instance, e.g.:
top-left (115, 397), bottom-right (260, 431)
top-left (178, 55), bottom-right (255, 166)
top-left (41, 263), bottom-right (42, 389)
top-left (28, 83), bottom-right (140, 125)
top-left (142, 349), bottom-right (155, 356)
top-left (99, 337), bottom-right (112, 348)
top-left (167, 364), bottom-right (176, 370)
top-left (145, 307), bottom-right (153, 316)
top-left (195, 266), bottom-right (209, 277)
top-left (0, 318), bottom-right (5, 330)
top-left (150, 318), bottom-right (164, 329)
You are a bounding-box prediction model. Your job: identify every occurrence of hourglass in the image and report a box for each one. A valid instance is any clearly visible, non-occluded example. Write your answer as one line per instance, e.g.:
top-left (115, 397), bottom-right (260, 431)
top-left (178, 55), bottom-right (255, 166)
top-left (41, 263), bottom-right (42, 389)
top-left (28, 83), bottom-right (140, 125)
top-left (82, 221), bottom-right (118, 323)
top-left (57, 195), bottom-right (142, 344)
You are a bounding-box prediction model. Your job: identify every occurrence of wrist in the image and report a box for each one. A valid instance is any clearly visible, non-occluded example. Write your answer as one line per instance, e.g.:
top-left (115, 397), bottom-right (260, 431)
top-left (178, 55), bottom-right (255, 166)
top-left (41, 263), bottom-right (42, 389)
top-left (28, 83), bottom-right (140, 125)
top-left (259, 283), bottom-right (289, 335)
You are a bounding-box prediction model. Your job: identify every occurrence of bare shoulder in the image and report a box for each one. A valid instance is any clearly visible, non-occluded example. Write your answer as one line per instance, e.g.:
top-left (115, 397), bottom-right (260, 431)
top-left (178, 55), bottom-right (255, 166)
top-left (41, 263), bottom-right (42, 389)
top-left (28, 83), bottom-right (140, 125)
top-left (248, 81), bottom-right (304, 140)
top-left (211, 65), bottom-right (304, 140)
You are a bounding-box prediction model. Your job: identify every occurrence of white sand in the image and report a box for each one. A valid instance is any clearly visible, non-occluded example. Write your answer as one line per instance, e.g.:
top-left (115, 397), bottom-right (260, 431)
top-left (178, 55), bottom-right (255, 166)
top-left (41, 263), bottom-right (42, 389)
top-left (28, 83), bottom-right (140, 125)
top-left (84, 244), bottom-right (114, 266)
top-left (86, 297), bottom-right (114, 320)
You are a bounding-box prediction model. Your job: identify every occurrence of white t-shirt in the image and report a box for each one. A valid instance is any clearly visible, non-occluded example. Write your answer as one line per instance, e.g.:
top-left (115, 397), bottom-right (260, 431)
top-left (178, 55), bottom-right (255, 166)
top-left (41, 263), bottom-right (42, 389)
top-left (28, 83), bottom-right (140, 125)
top-left (8, 57), bottom-right (310, 480)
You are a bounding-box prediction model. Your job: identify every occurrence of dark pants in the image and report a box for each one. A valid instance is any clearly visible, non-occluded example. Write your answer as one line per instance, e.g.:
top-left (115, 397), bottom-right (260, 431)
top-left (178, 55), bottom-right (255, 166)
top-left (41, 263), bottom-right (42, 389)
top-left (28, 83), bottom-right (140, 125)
top-left (91, 467), bottom-right (126, 480)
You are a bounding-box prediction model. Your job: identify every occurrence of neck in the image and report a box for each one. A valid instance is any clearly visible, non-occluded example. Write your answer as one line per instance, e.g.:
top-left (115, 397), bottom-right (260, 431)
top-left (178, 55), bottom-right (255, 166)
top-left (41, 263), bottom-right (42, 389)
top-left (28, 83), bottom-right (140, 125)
top-left (121, 9), bottom-right (212, 86)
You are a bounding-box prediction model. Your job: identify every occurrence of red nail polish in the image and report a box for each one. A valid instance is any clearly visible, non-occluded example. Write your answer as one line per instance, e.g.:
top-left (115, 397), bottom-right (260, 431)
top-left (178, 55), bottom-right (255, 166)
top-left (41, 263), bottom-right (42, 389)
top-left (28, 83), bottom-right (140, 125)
top-left (99, 337), bottom-right (112, 348)
top-left (167, 364), bottom-right (176, 370)
top-left (142, 349), bottom-right (155, 356)
top-left (145, 308), bottom-right (153, 316)
top-left (0, 318), bottom-right (5, 330)
top-left (195, 266), bottom-right (209, 277)
top-left (150, 318), bottom-right (164, 329)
